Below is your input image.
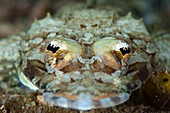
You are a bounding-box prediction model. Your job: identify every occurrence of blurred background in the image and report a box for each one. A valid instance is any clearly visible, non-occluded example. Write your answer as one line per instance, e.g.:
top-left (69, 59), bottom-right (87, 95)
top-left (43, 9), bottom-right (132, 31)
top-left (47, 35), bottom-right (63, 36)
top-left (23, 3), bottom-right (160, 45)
top-left (0, 0), bottom-right (170, 38)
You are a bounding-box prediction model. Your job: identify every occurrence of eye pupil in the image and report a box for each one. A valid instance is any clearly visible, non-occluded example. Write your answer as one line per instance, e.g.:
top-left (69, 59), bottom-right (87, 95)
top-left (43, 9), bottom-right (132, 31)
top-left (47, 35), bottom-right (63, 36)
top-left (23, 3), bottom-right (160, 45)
top-left (47, 44), bottom-right (60, 53)
top-left (119, 47), bottom-right (130, 55)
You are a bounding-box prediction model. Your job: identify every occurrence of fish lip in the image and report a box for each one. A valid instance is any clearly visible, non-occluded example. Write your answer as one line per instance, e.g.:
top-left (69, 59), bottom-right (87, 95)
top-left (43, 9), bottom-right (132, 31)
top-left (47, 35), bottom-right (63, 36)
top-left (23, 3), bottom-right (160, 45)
top-left (43, 92), bottom-right (130, 110)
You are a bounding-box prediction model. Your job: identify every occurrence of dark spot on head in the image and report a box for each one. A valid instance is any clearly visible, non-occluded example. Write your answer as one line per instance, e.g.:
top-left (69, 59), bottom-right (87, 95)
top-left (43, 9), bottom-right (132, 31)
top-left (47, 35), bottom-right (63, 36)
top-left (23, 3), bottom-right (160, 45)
top-left (119, 47), bottom-right (130, 55)
top-left (91, 24), bottom-right (98, 27)
top-left (80, 24), bottom-right (86, 28)
top-left (162, 78), bottom-right (169, 82)
top-left (47, 44), bottom-right (60, 53)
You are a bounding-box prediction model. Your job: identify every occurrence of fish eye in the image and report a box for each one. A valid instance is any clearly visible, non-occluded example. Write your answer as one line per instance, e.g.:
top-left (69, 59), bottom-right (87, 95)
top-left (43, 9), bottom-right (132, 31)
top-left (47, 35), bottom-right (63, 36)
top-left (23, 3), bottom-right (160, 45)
top-left (119, 47), bottom-right (130, 56)
top-left (47, 44), bottom-right (60, 53)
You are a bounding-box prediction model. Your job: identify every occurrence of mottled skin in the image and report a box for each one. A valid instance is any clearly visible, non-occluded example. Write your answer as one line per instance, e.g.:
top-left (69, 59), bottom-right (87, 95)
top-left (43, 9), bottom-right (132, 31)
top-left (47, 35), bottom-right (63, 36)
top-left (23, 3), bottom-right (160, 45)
top-left (0, 4), bottom-right (153, 110)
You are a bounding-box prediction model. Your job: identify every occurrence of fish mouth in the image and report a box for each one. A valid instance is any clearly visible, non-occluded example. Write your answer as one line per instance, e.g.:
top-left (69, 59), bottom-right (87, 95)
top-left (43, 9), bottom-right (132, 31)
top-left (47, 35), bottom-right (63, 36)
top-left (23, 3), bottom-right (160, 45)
top-left (41, 70), bottom-right (140, 110)
top-left (43, 92), bottom-right (130, 110)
